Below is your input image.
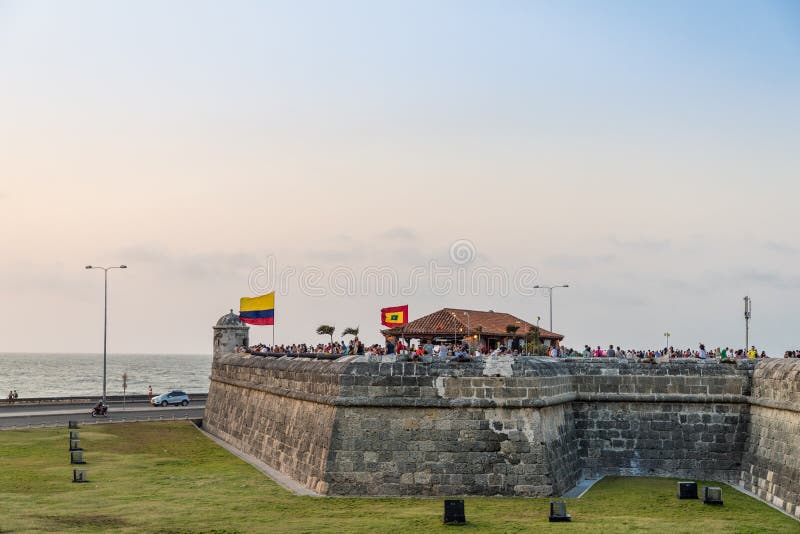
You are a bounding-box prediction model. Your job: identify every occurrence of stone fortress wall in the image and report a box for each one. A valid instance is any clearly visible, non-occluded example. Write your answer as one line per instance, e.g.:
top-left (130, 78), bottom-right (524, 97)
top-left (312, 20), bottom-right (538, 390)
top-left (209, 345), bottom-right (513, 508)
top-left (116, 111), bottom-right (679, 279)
top-left (739, 359), bottom-right (800, 515)
top-left (203, 353), bottom-right (800, 518)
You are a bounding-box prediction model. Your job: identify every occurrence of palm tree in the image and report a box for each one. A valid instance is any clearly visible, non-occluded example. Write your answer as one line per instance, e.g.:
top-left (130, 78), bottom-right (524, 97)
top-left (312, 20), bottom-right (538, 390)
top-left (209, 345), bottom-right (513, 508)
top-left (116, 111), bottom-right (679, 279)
top-left (316, 325), bottom-right (335, 345)
top-left (527, 325), bottom-right (540, 345)
top-left (342, 326), bottom-right (360, 339)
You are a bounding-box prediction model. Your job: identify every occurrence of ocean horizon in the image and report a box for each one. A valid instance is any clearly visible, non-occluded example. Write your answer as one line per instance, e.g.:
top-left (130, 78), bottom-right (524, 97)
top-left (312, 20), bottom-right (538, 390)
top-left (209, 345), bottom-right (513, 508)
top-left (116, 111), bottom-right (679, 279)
top-left (0, 352), bottom-right (211, 399)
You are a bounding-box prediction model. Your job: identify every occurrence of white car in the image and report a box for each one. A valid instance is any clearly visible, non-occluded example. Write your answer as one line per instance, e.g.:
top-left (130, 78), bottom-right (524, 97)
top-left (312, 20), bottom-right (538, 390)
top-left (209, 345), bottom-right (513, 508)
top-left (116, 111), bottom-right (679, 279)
top-left (151, 390), bottom-right (189, 407)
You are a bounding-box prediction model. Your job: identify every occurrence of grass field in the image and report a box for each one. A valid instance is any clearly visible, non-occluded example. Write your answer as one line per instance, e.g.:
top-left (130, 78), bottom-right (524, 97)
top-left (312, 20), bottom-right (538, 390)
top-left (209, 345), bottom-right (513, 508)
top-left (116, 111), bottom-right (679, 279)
top-left (0, 421), bottom-right (797, 533)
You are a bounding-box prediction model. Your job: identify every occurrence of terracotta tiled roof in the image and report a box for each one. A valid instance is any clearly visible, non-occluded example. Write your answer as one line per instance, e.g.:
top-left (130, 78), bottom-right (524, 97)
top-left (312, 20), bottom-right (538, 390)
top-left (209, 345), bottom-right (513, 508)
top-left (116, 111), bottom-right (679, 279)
top-left (383, 308), bottom-right (562, 340)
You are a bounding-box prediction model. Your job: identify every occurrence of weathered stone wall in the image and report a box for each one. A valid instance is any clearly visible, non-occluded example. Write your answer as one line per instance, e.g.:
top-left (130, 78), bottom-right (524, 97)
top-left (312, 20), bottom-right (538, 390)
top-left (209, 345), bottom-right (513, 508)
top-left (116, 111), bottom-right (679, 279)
top-left (205, 356), bottom-right (582, 496)
top-left (538, 403), bottom-right (580, 495)
top-left (323, 403), bottom-right (579, 497)
top-left (203, 355), bottom-right (347, 493)
top-left (575, 401), bottom-right (749, 481)
top-left (568, 360), bottom-right (752, 482)
top-left (203, 353), bottom-right (799, 516)
top-left (740, 359), bottom-right (800, 519)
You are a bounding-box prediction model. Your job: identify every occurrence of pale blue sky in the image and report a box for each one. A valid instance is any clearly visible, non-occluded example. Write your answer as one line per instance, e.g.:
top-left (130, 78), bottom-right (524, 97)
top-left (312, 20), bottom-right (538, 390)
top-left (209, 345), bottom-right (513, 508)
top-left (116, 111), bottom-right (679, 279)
top-left (1, 1), bottom-right (798, 354)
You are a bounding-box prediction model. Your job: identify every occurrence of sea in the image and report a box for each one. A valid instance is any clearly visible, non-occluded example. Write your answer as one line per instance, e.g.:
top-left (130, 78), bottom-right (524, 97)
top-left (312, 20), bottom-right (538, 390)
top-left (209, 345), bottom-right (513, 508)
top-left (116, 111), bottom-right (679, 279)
top-left (0, 353), bottom-right (211, 399)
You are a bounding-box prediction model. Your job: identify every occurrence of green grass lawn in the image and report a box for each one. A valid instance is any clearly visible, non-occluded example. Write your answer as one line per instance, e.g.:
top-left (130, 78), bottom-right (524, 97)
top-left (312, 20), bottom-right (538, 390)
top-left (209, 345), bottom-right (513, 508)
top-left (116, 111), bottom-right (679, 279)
top-left (0, 421), bottom-right (797, 533)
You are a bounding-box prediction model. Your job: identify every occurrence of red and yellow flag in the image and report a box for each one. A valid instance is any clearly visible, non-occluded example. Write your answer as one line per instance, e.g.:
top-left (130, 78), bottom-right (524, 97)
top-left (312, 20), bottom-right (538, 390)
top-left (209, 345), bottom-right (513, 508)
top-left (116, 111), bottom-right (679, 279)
top-left (381, 305), bottom-right (408, 327)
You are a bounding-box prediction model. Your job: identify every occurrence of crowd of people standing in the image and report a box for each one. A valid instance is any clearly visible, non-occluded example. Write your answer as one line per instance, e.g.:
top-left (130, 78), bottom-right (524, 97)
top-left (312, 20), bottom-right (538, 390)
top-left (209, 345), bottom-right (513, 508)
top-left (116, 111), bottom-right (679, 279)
top-left (560, 344), bottom-right (769, 360)
top-left (245, 339), bottom-right (381, 356)
top-left (242, 338), bottom-right (790, 362)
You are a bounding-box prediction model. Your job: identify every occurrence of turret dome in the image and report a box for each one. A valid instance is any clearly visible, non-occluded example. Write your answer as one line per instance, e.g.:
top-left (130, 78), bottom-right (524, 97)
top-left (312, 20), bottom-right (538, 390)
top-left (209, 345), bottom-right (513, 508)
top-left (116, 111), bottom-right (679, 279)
top-left (216, 310), bottom-right (245, 327)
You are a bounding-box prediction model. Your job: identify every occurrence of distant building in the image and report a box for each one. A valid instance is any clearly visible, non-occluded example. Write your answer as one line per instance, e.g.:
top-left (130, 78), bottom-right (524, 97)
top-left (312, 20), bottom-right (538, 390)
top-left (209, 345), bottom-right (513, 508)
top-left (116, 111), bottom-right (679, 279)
top-left (381, 307), bottom-right (563, 350)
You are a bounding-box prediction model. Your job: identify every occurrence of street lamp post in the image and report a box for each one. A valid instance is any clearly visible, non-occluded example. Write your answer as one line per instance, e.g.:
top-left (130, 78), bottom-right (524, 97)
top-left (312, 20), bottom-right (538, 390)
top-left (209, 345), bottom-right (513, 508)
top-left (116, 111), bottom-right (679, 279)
top-left (85, 265), bottom-right (127, 406)
top-left (664, 332), bottom-right (671, 349)
top-left (463, 312), bottom-right (470, 348)
top-left (533, 284), bottom-right (569, 332)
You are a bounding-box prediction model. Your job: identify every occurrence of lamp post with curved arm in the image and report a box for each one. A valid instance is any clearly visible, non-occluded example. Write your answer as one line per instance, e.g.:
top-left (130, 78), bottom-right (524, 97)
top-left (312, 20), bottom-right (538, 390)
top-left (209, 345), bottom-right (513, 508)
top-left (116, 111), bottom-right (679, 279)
top-left (85, 265), bottom-right (127, 406)
top-left (533, 284), bottom-right (569, 333)
top-left (450, 311), bottom-right (471, 349)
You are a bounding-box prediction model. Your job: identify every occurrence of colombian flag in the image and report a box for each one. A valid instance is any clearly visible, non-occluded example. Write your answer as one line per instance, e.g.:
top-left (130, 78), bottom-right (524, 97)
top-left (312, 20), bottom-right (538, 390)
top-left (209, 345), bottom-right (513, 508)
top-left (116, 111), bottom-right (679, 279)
top-left (239, 292), bottom-right (275, 326)
top-left (381, 305), bottom-right (408, 327)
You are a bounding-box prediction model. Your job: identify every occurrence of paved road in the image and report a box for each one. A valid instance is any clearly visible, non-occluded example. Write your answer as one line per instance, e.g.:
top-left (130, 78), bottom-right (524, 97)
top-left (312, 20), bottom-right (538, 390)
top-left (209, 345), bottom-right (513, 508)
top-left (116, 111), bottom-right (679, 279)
top-left (0, 400), bottom-right (205, 430)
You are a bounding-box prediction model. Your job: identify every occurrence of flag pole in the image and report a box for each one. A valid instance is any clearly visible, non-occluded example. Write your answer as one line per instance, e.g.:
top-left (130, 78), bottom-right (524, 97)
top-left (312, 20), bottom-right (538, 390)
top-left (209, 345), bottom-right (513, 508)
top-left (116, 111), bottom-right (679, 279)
top-left (273, 296), bottom-right (275, 347)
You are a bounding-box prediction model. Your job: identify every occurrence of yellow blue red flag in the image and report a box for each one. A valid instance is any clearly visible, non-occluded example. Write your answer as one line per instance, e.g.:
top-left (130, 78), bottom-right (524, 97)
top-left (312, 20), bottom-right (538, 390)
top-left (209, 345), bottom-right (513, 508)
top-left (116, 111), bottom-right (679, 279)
top-left (240, 292), bottom-right (275, 326)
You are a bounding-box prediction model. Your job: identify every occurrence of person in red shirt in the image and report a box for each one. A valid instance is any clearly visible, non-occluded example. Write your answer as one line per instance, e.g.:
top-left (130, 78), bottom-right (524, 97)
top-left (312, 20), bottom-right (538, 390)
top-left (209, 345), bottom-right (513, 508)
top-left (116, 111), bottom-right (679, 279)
top-left (148, 385), bottom-right (153, 401)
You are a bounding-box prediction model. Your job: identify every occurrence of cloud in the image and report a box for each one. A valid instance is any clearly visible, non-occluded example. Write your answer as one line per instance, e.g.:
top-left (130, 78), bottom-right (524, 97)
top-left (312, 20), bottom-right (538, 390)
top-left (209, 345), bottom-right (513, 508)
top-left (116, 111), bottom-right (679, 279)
top-left (544, 253), bottom-right (616, 269)
top-left (0, 261), bottom-right (94, 298)
top-left (116, 244), bottom-right (170, 263)
top-left (662, 278), bottom-right (699, 291)
top-left (734, 269), bottom-right (800, 290)
top-left (683, 268), bottom-right (800, 292)
top-left (379, 227), bottom-right (418, 240)
top-left (114, 244), bottom-right (259, 280)
top-left (764, 241), bottom-right (798, 255)
top-left (304, 248), bottom-right (368, 263)
top-left (607, 236), bottom-right (671, 252)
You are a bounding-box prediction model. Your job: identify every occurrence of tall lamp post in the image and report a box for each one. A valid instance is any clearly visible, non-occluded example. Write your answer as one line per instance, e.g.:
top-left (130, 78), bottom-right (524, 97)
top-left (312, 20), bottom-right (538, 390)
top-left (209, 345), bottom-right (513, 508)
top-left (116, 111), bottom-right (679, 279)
top-left (85, 265), bottom-right (127, 406)
top-left (744, 296), bottom-right (751, 351)
top-left (533, 284), bottom-right (569, 332)
top-left (664, 332), bottom-right (671, 349)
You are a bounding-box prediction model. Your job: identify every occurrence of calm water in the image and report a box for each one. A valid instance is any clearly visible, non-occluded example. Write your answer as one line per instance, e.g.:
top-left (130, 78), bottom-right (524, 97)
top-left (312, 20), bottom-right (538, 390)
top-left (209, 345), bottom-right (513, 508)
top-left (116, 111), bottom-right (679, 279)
top-left (0, 353), bottom-right (211, 399)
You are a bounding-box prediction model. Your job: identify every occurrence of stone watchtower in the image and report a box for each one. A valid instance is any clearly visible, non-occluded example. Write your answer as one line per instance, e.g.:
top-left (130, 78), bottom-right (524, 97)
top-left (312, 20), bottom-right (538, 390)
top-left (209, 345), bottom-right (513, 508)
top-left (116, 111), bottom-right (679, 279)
top-left (213, 310), bottom-right (249, 362)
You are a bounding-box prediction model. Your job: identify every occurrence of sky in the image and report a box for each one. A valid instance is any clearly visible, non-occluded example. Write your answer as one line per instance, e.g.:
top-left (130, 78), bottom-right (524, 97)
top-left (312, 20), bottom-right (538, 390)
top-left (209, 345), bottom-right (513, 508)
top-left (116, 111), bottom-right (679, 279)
top-left (1, 1), bottom-right (798, 355)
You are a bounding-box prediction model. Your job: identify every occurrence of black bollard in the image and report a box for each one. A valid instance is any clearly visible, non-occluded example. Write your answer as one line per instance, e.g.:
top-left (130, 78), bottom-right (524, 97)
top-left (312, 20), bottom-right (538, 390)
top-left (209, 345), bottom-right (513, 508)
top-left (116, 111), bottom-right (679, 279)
top-left (443, 499), bottom-right (466, 524)
top-left (678, 481), bottom-right (698, 499)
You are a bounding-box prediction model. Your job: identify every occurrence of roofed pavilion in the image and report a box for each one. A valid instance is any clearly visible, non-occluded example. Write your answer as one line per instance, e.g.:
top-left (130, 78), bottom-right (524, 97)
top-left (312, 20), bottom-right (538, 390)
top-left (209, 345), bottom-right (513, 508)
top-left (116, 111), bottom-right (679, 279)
top-left (381, 307), bottom-right (563, 350)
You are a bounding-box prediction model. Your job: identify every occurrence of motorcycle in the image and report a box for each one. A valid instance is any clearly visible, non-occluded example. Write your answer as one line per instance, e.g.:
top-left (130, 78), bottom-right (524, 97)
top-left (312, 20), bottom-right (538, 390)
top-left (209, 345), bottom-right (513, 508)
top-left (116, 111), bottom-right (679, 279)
top-left (91, 404), bottom-right (109, 417)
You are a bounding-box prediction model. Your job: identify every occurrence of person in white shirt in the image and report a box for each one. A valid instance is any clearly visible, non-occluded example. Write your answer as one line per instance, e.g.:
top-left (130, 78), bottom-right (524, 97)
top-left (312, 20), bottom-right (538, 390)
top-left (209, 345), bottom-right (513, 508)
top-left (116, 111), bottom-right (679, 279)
top-left (698, 343), bottom-right (707, 359)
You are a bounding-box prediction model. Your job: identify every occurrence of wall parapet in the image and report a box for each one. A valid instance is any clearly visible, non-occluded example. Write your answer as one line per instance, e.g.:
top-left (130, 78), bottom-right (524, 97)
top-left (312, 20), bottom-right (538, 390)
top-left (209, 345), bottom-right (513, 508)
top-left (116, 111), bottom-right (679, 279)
top-left (211, 353), bottom-right (756, 406)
